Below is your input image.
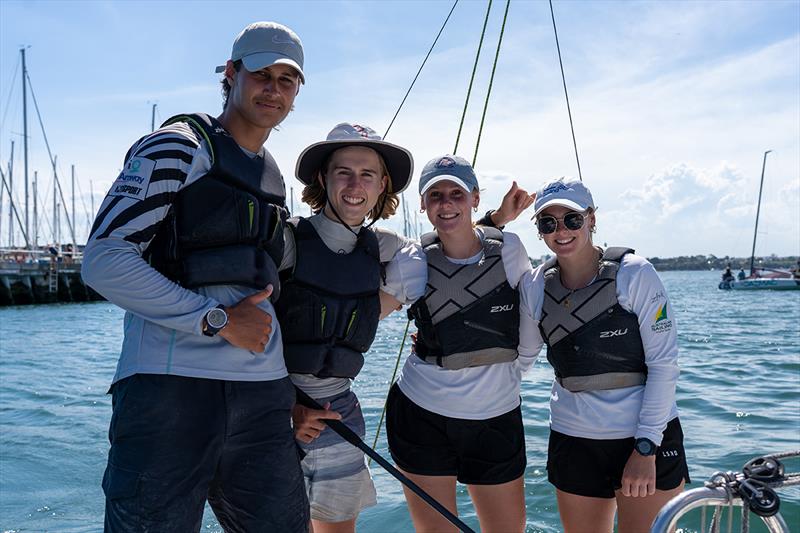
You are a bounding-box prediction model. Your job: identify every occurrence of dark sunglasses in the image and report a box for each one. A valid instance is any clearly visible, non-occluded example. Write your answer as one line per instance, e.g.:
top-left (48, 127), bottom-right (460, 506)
top-left (536, 211), bottom-right (586, 234)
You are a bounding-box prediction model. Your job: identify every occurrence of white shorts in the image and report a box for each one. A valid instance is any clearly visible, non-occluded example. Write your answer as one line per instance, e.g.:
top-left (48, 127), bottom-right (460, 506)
top-left (301, 440), bottom-right (377, 522)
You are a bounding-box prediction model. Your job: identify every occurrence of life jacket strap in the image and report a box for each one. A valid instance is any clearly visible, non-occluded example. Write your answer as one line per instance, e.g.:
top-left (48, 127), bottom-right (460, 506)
top-left (556, 371), bottom-right (646, 392)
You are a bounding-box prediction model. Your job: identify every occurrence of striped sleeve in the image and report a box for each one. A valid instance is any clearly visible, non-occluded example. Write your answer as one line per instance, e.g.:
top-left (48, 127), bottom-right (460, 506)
top-left (88, 122), bottom-right (202, 250)
top-left (81, 122), bottom-right (218, 335)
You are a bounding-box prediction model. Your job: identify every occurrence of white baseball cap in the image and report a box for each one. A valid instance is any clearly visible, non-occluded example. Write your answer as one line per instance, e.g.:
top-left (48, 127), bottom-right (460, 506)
top-left (533, 177), bottom-right (595, 217)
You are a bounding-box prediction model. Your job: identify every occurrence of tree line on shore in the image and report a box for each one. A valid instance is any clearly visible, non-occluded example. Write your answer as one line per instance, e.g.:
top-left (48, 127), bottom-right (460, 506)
top-left (530, 254), bottom-right (799, 271)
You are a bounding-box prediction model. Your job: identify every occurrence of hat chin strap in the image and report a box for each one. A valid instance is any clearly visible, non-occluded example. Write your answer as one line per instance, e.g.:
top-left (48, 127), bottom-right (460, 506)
top-left (323, 187), bottom-right (361, 237)
top-left (322, 184), bottom-right (387, 235)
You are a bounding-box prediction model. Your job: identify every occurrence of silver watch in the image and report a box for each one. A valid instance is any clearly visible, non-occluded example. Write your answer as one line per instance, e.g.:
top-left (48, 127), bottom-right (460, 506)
top-left (203, 305), bottom-right (228, 337)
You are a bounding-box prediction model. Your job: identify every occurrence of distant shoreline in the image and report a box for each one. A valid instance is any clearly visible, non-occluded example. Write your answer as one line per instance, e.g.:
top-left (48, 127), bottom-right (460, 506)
top-left (531, 255), bottom-right (799, 271)
top-left (647, 255), bottom-right (799, 271)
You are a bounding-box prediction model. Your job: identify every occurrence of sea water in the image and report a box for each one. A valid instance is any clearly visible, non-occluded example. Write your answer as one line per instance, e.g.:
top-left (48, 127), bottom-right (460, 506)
top-left (1, 270), bottom-right (798, 532)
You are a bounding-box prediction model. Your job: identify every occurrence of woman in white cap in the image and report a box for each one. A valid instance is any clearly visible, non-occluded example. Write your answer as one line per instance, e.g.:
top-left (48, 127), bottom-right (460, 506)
top-left (381, 154), bottom-right (540, 533)
top-left (523, 177), bottom-right (689, 533)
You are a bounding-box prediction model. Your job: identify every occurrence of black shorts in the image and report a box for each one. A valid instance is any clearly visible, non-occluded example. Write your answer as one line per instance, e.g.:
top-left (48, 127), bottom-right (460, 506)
top-left (547, 417), bottom-right (690, 498)
top-left (385, 384), bottom-right (526, 485)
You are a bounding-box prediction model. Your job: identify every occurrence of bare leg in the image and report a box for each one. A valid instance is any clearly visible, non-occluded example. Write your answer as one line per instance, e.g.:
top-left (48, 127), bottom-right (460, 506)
top-left (311, 518), bottom-right (356, 533)
top-left (555, 489), bottom-right (616, 533)
top-left (398, 468), bottom-right (459, 533)
top-left (467, 475), bottom-right (526, 533)
top-left (616, 482), bottom-right (685, 533)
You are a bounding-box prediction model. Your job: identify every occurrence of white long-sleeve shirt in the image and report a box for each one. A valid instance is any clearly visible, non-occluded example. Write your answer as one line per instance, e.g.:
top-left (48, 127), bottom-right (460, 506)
top-left (520, 253), bottom-right (680, 445)
top-left (383, 229), bottom-right (543, 420)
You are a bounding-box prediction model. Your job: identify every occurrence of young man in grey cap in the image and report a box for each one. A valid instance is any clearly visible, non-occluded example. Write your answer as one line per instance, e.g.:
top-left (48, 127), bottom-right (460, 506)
top-left (83, 21), bottom-right (309, 531)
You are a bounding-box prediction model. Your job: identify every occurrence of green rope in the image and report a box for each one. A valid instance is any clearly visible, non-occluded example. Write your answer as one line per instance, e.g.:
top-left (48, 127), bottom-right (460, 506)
top-left (371, 0), bottom-right (510, 465)
top-left (453, 0), bottom-right (493, 156)
top-left (472, 0), bottom-right (511, 167)
top-left (369, 318), bottom-right (411, 465)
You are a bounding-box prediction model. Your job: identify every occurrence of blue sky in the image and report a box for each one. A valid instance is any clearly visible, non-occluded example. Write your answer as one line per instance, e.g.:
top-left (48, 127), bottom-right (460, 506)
top-left (1, 0), bottom-right (798, 259)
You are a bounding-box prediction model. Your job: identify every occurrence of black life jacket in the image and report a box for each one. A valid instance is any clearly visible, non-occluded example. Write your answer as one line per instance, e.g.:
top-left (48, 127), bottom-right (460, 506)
top-left (539, 247), bottom-right (646, 392)
top-left (274, 218), bottom-right (381, 379)
top-left (409, 228), bottom-right (520, 370)
top-left (145, 113), bottom-right (287, 299)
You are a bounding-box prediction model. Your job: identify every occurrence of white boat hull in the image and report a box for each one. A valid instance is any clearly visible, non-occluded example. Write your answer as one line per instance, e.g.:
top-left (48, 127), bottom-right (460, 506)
top-left (722, 278), bottom-right (800, 290)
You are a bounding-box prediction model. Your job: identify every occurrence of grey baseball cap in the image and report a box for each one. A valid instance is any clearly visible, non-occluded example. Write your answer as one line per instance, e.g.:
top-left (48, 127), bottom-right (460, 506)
top-left (215, 22), bottom-right (305, 83)
top-left (295, 123), bottom-right (414, 193)
top-left (533, 177), bottom-right (595, 217)
top-left (418, 154), bottom-right (479, 196)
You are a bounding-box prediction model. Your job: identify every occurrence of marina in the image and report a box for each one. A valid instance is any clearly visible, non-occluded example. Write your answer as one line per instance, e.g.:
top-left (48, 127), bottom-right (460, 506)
top-left (0, 1), bottom-right (798, 532)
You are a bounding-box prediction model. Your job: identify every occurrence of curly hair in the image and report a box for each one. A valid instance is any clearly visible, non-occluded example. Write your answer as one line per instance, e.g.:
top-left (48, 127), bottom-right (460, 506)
top-left (301, 149), bottom-right (399, 221)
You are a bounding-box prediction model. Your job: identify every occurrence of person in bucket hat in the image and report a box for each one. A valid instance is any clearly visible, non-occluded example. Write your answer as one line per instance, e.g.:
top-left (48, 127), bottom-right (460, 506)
top-left (378, 154), bottom-right (539, 533)
top-left (270, 122), bottom-right (414, 531)
top-left (83, 21), bottom-right (310, 532)
top-left (520, 176), bottom-right (689, 533)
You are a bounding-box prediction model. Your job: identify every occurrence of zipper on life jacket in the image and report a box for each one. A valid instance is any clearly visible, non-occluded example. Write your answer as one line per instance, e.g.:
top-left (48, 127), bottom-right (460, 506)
top-left (463, 320), bottom-right (508, 338)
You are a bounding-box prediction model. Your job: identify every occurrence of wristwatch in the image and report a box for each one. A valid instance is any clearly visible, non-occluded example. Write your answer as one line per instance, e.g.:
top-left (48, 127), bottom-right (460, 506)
top-left (202, 305), bottom-right (228, 337)
top-left (634, 437), bottom-right (657, 456)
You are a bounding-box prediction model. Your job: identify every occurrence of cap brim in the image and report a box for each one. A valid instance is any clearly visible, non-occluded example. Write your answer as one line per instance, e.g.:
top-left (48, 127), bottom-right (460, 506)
top-left (419, 175), bottom-right (472, 196)
top-left (532, 198), bottom-right (587, 218)
top-left (214, 54), bottom-right (305, 83)
top-left (295, 139), bottom-right (414, 193)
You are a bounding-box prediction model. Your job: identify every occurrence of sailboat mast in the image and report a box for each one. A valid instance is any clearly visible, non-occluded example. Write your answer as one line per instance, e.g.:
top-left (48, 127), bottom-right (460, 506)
top-left (749, 150), bottom-right (771, 275)
top-left (8, 140), bottom-right (13, 247)
top-left (21, 47), bottom-right (29, 250)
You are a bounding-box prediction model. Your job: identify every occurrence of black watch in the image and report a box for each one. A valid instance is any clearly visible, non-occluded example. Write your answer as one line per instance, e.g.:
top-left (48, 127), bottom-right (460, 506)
top-left (634, 437), bottom-right (657, 456)
top-left (202, 305), bottom-right (228, 337)
top-left (476, 209), bottom-right (505, 229)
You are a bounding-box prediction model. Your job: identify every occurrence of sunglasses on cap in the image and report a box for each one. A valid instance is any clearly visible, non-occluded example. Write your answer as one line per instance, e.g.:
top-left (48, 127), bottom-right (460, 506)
top-left (536, 211), bottom-right (587, 235)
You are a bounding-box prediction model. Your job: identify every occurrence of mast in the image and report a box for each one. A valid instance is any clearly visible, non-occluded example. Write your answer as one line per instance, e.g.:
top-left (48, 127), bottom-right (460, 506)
top-left (53, 155), bottom-right (58, 247)
top-left (71, 164), bottom-right (76, 255)
top-left (21, 47), bottom-right (29, 250)
top-left (33, 170), bottom-right (38, 247)
top-left (7, 140), bottom-right (13, 247)
top-left (151, 103), bottom-right (157, 132)
top-left (749, 150), bottom-right (771, 275)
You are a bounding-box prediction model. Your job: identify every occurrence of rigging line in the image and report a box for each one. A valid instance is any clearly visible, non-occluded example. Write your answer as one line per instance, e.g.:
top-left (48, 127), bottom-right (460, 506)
top-left (472, 0), bottom-right (510, 168)
top-left (26, 71), bottom-right (77, 243)
top-left (383, 0), bottom-right (459, 140)
top-left (549, 0), bottom-right (583, 181)
top-left (0, 167), bottom-right (30, 246)
top-left (0, 56), bottom-right (21, 143)
top-left (454, 0), bottom-right (493, 155)
top-left (296, 387), bottom-right (476, 533)
top-left (368, 317), bottom-right (411, 464)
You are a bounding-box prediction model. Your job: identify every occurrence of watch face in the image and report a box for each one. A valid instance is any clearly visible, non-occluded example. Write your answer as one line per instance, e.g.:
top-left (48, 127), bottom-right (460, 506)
top-left (207, 308), bottom-right (228, 329)
top-left (635, 438), bottom-right (656, 456)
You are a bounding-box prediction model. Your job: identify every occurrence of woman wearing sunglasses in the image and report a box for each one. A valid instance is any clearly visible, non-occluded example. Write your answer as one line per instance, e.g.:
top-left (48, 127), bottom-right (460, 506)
top-left (524, 177), bottom-right (689, 533)
top-left (381, 154), bottom-right (541, 533)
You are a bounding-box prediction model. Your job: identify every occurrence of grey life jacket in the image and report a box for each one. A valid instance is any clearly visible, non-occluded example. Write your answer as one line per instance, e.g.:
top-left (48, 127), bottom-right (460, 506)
top-left (274, 218), bottom-right (381, 379)
top-left (539, 247), bottom-right (646, 392)
top-left (145, 113), bottom-right (286, 298)
top-left (408, 228), bottom-right (519, 370)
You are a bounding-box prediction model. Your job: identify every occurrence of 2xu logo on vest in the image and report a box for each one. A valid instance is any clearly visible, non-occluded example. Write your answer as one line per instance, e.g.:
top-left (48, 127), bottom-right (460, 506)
top-left (599, 328), bottom-right (628, 338)
top-left (490, 304), bottom-right (514, 313)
